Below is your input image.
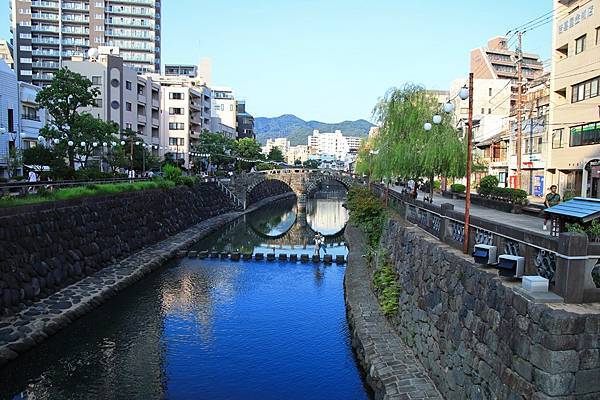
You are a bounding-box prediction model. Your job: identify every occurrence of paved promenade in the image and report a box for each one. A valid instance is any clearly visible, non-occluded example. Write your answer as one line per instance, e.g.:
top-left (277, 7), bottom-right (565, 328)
top-left (389, 186), bottom-right (551, 236)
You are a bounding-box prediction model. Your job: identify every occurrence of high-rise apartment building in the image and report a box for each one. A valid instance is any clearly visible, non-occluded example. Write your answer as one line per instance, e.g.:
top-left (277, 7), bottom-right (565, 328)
top-left (548, 0), bottom-right (600, 198)
top-left (236, 101), bottom-right (254, 139)
top-left (9, 0), bottom-right (161, 87)
top-left (471, 36), bottom-right (544, 115)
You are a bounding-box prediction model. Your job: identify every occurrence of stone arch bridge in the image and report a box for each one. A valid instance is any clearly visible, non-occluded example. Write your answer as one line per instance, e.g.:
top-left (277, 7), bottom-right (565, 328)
top-left (225, 169), bottom-right (363, 209)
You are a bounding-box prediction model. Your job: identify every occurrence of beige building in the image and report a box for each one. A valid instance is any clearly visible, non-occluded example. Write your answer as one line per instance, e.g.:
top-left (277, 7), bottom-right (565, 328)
top-left (548, 0), bottom-right (600, 197)
top-left (0, 40), bottom-right (15, 70)
top-left (286, 145), bottom-right (309, 165)
top-left (149, 74), bottom-right (212, 169)
top-left (211, 86), bottom-right (237, 132)
top-left (262, 138), bottom-right (290, 158)
top-left (9, 0), bottom-right (161, 87)
top-left (64, 52), bottom-right (161, 151)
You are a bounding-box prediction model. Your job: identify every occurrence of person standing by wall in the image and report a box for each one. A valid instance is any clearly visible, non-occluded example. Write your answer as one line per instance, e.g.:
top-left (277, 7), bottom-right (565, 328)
top-left (543, 185), bottom-right (561, 230)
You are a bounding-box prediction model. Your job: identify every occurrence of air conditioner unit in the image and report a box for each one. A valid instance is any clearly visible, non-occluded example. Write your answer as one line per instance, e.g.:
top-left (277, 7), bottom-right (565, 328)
top-left (472, 244), bottom-right (497, 265)
top-left (497, 255), bottom-right (525, 278)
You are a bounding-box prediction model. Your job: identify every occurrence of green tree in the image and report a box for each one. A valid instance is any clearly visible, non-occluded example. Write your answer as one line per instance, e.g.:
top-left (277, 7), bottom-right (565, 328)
top-left (194, 130), bottom-right (235, 169)
top-left (303, 159), bottom-right (320, 169)
top-left (36, 68), bottom-right (101, 169)
top-left (70, 114), bottom-right (119, 169)
top-left (371, 84), bottom-right (466, 198)
top-left (294, 159), bottom-right (302, 166)
top-left (267, 147), bottom-right (285, 162)
top-left (234, 137), bottom-right (264, 171)
top-left (103, 144), bottom-right (128, 173)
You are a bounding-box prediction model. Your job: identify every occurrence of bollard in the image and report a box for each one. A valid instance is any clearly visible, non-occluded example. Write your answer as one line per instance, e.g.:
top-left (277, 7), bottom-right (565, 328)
top-left (289, 254), bottom-right (298, 263)
top-left (312, 255), bottom-right (320, 263)
top-left (242, 253), bottom-right (252, 261)
top-left (323, 254), bottom-right (333, 264)
top-left (188, 251), bottom-right (198, 258)
top-left (220, 252), bottom-right (229, 259)
top-left (267, 253), bottom-right (276, 262)
top-left (255, 253), bottom-right (264, 261)
top-left (177, 250), bottom-right (188, 258)
top-left (335, 255), bottom-right (346, 264)
top-left (209, 251), bottom-right (219, 259)
top-left (278, 253), bottom-right (288, 262)
top-left (231, 252), bottom-right (241, 261)
top-left (198, 251), bottom-right (208, 259)
top-left (300, 254), bottom-right (309, 263)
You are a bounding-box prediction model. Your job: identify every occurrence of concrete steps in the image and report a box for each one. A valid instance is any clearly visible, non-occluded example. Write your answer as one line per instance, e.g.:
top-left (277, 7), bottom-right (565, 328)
top-left (176, 250), bottom-right (346, 265)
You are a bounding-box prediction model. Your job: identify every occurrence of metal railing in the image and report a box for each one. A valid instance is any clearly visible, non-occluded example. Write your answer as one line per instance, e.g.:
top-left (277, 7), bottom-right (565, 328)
top-left (372, 184), bottom-right (600, 303)
top-left (0, 177), bottom-right (151, 195)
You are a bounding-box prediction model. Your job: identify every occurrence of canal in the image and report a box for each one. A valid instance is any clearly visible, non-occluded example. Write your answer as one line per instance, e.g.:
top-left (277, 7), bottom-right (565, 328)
top-left (0, 193), bottom-right (372, 399)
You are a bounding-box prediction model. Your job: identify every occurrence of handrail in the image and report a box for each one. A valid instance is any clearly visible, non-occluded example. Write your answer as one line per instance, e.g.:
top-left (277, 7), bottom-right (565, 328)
top-left (0, 177), bottom-right (151, 191)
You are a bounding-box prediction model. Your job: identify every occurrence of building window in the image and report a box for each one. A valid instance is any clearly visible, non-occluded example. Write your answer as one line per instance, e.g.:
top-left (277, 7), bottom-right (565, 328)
top-left (169, 107), bottom-right (183, 115)
top-left (570, 122), bottom-right (600, 147)
top-left (126, 123), bottom-right (132, 130)
top-left (488, 108), bottom-right (491, 114)
top-left (575, 35), bottom-right (586, 54)
top-left (488, 88), bottom-right (492, 96)
top-left (93, 98), bottom-right (102, 107)
top-left (571, 76), bottom-right (600, 103)
top-left (481, 108), bottom-right (485, 114)
top-left (552, 129), bottom-right (564, 149)
top-left (169, 92), bottom-right (183, 100)
top-left (596, 27), bottom-right (600, 45)
top-left (92, 76), bottom-right (102, 85)
top-left (126, 81), bottom-right (132, 90)
top-left (126, 102), bottom-right (132, 111)
top-left (168, 122), bottom-right (185, 130)
top-left (168, 137), bottom-right (185, 146)
top-left (7, 109), bottom-right (14, 133)
top-left (22, 105), bottom-right (39, 121)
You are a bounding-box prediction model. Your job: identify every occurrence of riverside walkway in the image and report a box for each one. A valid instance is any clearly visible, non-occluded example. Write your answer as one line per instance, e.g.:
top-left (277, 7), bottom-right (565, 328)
top-left (389, 186), bottom-right (551, 236)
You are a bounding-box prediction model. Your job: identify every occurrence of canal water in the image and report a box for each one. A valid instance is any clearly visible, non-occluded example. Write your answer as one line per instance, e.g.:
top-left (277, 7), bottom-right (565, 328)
top-left (0, 195), bottom-right (372, 400)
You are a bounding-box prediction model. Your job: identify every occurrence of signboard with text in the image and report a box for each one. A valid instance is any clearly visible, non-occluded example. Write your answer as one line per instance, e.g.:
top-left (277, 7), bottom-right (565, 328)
top-left (558, 4), bottom-right (594, 34)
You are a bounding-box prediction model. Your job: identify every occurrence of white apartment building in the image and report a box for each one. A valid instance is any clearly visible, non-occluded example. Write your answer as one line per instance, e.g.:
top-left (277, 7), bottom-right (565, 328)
top-left (286, 145), bottom-right (309, 165)
top-left (19, 81), bottom-right (47, 150)
top-left (307, 130), bottom-right (353, 161)
top-left (211, 86), bottom-right (236, 131)
top-left (263, 138), bottom-right (290, 158)
top-left (64, 51), bottom-right (161, 151)
top-left (0, 59), bottom-right (22, 178)
top-left (149, 74), bottom-right (212, 168)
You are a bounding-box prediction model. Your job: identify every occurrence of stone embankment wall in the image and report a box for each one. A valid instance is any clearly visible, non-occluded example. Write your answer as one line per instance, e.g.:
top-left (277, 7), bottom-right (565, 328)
top-left (382, 218), bottom-right (600, 400)
top-left (0, 183), bottom-right (235, 316)
top-left (247, 179), bottom-right (294, 206)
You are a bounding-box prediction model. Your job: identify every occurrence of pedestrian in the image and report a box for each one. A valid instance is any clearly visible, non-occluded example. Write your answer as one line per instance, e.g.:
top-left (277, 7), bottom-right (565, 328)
top-left (147, 170), bottom-right (154, 179)
top-left (28, 169), bottom-right (38, 193)
top-left (313, 233), bottom-right (322, 256)
top-left (128, 169), bottom-right (135, 183)
top-left (543, 185), bottom-right (561, 230)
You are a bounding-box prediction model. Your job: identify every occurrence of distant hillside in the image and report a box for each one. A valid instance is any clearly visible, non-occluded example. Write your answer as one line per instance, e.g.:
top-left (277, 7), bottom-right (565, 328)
top-left (255, 114), bottom-right (374, 145)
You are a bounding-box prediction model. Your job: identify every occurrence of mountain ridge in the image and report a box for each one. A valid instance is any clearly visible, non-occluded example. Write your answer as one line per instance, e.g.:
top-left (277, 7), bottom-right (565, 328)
top-left (255, 114), bottom-right (374, 145)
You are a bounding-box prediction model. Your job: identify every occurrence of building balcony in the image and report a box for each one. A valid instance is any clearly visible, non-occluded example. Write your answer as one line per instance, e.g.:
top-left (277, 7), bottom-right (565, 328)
top-left (137, 94), bottom-right (146, 104)
top-left (105, 30), bottom-right (155, 40)
top-left (152, 117), bottom-right (159, 127)
top-left (31, 13), bottom-right (59, 21)
top-left (61, 27), bottom-right (90, 35)
top-left (137, 114), bottom-right (147, 123)
top-left (61, 2), bottom-right (89, 11)
top-left (32, 49), bottom-right (60, 57)
top-left (105, 6), bottom-right (155, 17)
top-left (32, 61), bottom-right (60, 69)
top-left (33, 73), bottom-right (55, 81)
top-left (105, 19), bottom-right (155, 29)
top-left (62, 15), bottom-right (90, 24)
top-left (32, 37), bottom-right (60, 45)
top-left (31, 25), bottom-right (60, 33)
top-left (151, 99), bottom-right (160, 109)
top-left (32, 1), bottom-right (59, 8)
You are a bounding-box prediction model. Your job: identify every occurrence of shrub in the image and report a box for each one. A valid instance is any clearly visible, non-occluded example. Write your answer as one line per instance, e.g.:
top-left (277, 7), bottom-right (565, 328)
top-left (450, 183), bottom-right (466, 193)
top-left (163, 164), bottom-right (182, 182)
top-left (373, 255), bottom-right (401, 316)
top-left (256, 162), bottom-right (280, 171)
top-left (566, 223), bottom-right (586, 234)
top-left (563, 190), bottom-right (576, 202)
top-left (175, 175), bottom-right (198, 188)
top-left (478, 175), bottom-right (499, 196)
top-left (346, 186), bottom-right (386, 247)
top-left (587, 220), bottom-right (600, 242)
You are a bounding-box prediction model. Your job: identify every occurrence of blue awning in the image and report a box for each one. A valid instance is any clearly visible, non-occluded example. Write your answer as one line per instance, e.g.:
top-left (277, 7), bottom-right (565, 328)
top-left (545, 197), bottom-right (600, 223)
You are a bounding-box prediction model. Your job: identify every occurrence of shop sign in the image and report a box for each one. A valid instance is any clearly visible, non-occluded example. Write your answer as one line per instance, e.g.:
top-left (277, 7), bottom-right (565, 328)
top-left (559, 4), bottom-right (594, 34)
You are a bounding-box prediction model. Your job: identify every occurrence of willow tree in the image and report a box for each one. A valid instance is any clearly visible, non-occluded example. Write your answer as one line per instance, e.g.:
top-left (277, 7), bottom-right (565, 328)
top-left (371, 84), bottom-right (466, 199)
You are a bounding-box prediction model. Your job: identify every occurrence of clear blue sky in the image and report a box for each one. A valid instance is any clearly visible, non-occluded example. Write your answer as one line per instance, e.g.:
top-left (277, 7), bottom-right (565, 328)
top-left (1, 0), bottom-right (551, 122)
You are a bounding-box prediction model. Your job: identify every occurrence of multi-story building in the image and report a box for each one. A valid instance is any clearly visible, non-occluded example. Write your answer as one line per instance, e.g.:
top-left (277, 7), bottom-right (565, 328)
top-left (0, 59), bottom-right (22, 178)
top-left (164, 64), bottom-right (197, 78)
top-left (19, 80), bottom-right (47, 150)
top-left (9, 0), bottom-right (161, 87)
top-left (548, 0), bottom-right (600, 198)
top-left (286, 145), bottom-right (309, 165)
top-left (149, 74), bottom-right (212, 168)
top-left (0, 40), bottom-right (15, 69)
top-left (64, 52), bottom-right (161, 150)
top-left (263, 138), bottom-right (290, 158)
top-left (211, 86), bottom-right (236, 131)
top-left (308, 130), bottom-right (354, 161)
top-left (236, 101), bottom-right (254, 139)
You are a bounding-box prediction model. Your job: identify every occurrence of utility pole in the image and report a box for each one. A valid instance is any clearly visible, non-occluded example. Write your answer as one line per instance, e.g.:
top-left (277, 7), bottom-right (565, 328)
top-left (516, 31), bottom-right (523, 191)
top-left (130, 139), bottom-right (134, 173)
top-left (464, 72), bottom-right (474, 255)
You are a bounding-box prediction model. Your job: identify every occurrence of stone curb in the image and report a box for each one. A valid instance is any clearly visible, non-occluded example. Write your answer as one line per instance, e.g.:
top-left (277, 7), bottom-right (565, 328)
top-left (344, 224), bottom-right (443, 400)
top-left (0, 192), bottom-right (294, 367)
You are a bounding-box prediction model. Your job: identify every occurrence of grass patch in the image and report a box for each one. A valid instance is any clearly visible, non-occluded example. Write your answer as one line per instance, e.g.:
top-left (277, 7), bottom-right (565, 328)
top-left (0, 178), bottom-right (183, 208)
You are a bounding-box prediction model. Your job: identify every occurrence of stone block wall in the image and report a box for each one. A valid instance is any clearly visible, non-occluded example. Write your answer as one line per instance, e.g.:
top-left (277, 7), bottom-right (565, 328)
top-left (0, 183), bottom-right (235, 315)
top-left (381, 218), bottom-right (600, 400)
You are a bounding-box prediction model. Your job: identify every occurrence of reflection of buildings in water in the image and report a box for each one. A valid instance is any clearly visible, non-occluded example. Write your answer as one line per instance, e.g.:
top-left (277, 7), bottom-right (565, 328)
top-left (306, 198), bottom-right (349, 235)
top-left (160, 266), bottom-right (241, 346)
